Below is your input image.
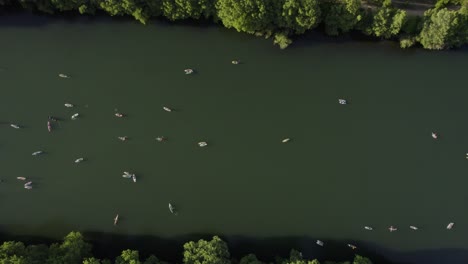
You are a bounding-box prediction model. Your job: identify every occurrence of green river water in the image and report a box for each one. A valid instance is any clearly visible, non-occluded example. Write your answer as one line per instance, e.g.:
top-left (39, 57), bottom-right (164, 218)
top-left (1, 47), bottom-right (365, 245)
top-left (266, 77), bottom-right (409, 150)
top-left (1, 14), bottom-right (468, 264)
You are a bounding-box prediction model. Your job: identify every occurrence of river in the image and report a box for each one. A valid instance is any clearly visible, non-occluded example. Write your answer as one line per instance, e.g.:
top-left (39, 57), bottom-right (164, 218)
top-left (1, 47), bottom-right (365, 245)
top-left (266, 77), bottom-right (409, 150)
top-left (0, 14), bottom-right (468, 264)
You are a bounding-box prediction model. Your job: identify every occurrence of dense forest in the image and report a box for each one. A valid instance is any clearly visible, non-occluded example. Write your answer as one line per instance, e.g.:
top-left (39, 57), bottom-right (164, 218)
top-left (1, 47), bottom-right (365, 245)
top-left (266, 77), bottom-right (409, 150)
top-left (0, 232), bottom-right (373, 264)
top-left (0, 0), bottom-right (467, 49)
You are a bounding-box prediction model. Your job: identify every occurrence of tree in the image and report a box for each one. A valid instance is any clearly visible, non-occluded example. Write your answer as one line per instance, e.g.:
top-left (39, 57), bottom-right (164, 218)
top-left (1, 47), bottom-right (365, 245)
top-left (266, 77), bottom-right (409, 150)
top-left (216, 0), bottom-right (273, 34)
top-left (418, 8), bottom-right (468, 49)
top-left (288, 249), bottom-right (303, 262)
top-left (162, 0), bottom-right (214, 20)
top-left (115, 249), bottom-right (141, 264)
top-left (78, 4), bottom-right (96, 14)
top-left (399, 35), bottom-right (417, 48)
top-left (49, 0), bottom-right (90, 12)
top-left (273, 32), bottom-right (293, 49)
top-left (353, 255), bottom-right (372, 264)
top-left (99, 0), bottom-right (150, 24)
top-left (0, 254), bottom-right (27, 264)
top-left (370, 2), bottom-right (407, 39)
top-left (0, 241), bottom-right (26, 257)
top-left (401, 15), bottom-right (422, 35)
top-left (277, 249), bottom-right (321, 264)
top-left (17, 0), bottom-right (55, 13)
top-left (83, 257), bottom-right (103, 264)
top-left (183, 236), bottom-right (230, 264)
top-left (25, 244), bottom-right (49, 264)
top-left (435, 0), bottom-right (462, 9)
top-left (239, 254), bottom-right (263, 264)
top-left (47, 232), bottom-right (92, 264)
top-left (0, 241), bottom-right (27, 264)
top-left (323, 0), bottom-right (362, 35)
top-left (276, 0), bottom-right (321, 34)
top-left (163, 0), bottom-right (195, 20)
top-left (143, 0), bottom-right (163, 17)
top-left (282, 261), bottom-right (320, 264)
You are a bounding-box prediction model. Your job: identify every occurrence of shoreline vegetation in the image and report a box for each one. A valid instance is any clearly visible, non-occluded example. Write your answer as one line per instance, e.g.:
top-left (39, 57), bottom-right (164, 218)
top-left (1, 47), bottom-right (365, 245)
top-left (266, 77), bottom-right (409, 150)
top-left (0, 0), bottom-right (467, 50)
top-left (0, 231), bottom-right (374, 264)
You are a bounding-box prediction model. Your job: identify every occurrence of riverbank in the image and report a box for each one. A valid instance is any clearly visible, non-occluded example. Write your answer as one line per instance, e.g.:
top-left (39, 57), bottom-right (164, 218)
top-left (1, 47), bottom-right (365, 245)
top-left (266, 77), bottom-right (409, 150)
top-left (62, 232), bottom-right (468, 264)
top-left (2, 231), bottom-right (468, 264)
top-left (0, 0), bottom-right (466, 50)
top-left (0, 231), bottom-right (376, 264)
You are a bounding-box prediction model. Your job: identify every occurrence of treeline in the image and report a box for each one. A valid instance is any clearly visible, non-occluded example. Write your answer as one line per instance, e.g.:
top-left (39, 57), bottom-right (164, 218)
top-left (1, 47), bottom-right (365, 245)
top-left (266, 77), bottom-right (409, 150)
top-left (0, 231), bottom-right (373, 264)
top-left (1, 0), bottom-right (467, 49)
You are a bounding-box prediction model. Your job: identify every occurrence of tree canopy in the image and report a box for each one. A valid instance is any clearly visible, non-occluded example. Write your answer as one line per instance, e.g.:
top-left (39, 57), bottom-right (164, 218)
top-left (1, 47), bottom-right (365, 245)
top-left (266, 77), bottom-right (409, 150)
top-left (418, 7), bottom-right (468, 49)
top-left (216, 0), bottom-right (273, 34)
top-left (276, 0), bottom-right (321, 34)
top-left (2, 0), bottom-right (467, 49)
top-left (322, 0), bottom-right (362, 36)
top-left (369, 0), bottom-right (407, 39)
top-left (182, 236), bottom-right (231, 264)
top-left (0, 232), bottom-right (372, 264)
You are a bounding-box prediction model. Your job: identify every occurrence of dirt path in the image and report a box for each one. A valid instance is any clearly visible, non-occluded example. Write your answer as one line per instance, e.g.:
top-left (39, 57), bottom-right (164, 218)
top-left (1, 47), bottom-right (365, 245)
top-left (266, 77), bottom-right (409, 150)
top-left (392, 0), bottom-right (435, 15)
top-left (362, 0), bottom-right (435, 16)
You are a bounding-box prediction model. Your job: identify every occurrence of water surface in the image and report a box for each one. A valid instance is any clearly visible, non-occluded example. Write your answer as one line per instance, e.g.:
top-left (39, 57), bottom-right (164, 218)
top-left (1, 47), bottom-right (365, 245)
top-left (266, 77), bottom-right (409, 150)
top-left (0, 14), bottom-right (468, 264)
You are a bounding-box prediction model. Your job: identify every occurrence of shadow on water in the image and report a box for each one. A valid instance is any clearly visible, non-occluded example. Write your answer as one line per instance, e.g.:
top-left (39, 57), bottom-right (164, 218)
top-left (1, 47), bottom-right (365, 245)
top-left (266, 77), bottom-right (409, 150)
top-left (0, 9), bottom-right (218, 29)
top-left (1, 230), bottom-right (468, 264)
top-left (0, 11), bottom-right (50, 27)
top-left (0, 10), bottom-right (111, 28)
top-left (283, 26), bottom-right (468, 52)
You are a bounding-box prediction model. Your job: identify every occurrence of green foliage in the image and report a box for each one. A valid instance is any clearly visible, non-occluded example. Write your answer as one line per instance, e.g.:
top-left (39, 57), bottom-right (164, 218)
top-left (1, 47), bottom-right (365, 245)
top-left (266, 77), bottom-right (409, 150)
top-left (352, 255), bottom-right (372, 264)
top-left (322, 0), bottom-right (362, 36)
top-left (78, 4), bottom-right (96, 15)
top-left (280, 249), bottom-right (320, 264)
top-left (50, 0), bottom-right (89, 11)
top-left (402, 15), bottom-right (423, 34)
top-left (239, 254), bottom-right (263, 264)
top-left (83, 257), bottom-right (104, 264)
top-left (183, 236), bottom-right (230, 264)
top-left (0, 241), bottom-right (26, 257)
top-left (216, 0), bottom-right (272, 34)
top-left (82, 258), bottom-right (112, 264)
top-left (435, 0), bottom-right (461, 9)
top-left (277, 0), bottom-right (321, 34)
top-left (273, 32), bottom-right (292, 49)
top-left (0, 232), bottom-right (371, 264)
top-left (47, 232), bottom-right (92, 264)
top-left (400, 35), bottom-right (417, 48)
top-left (162, 0), bottom-right (213, 21)
top-left (282, 260), bottom-right (321, 264)
top-left (115, 249), bottom-right (141, 264)
top-left (370, 4), bottom-right (407, 39)
top-left (99, 0), bottom-right (150, 24)
top-left (17, 0), bottom-right (55, 13)
top-left (418, 8), bottom-right (468, 49)
top-left (0, 241), bottom-right (27, 264)
top-left (288, 249), bottom-right (303, 262)
top-left (25, 244), bottom-right (49, 264)
top-left (142, 0), bottom-right (162, 16)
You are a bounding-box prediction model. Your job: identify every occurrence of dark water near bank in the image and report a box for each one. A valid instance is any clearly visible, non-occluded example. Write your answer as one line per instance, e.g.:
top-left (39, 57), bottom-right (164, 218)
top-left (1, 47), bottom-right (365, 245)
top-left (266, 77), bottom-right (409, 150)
top-left (0, 14), bottom-right (468, 264)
